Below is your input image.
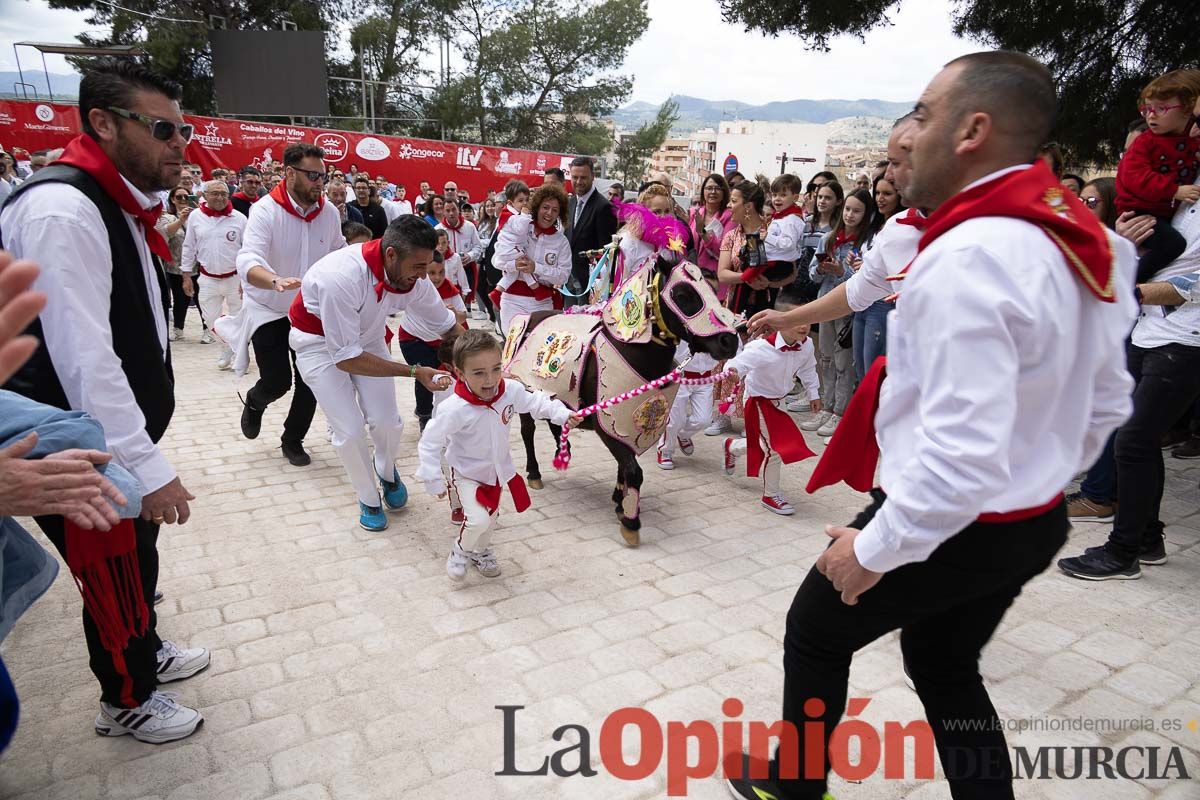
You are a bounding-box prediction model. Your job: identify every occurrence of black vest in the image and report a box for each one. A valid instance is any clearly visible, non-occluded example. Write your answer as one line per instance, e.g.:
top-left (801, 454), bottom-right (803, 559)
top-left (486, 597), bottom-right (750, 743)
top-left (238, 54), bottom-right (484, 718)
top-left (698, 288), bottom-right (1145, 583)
top-left (1, 164), bottom-right (175, 442)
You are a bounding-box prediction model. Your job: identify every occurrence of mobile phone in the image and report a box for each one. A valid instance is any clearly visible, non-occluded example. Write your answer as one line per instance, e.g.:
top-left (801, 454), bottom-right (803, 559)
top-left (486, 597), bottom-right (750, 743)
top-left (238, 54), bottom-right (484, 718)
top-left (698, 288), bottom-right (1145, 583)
top-left (186, 194), bottom-right (198, 207)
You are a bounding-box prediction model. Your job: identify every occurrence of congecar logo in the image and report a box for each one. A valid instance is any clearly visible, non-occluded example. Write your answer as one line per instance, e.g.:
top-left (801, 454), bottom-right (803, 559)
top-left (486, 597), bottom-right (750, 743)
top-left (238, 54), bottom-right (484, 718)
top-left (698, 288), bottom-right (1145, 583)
top-left (397, 142), bottom-right (445, 160)
top-left (314, 133), bottom-right (348, 162)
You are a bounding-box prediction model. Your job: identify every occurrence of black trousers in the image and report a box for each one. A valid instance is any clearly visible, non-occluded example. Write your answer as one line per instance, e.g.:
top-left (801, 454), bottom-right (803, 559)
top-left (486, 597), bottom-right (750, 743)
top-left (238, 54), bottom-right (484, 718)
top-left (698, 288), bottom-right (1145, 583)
top-left (397, 339), bottom-right (440, 418)
top-left (1135, 217), bottom-right (1187, 283)
top-left (34, 515), bottom-right (162, 708)
top-left (476, 265), bottom-right (496, 321)
top-left (165, 273), bottom-right (194, 331)
top-left (776, 490), bottom-right (1068, 799)
top-left (1107, 342), bottom-right (1200, 561)
top-left (246, 317), bottom-right (316, 445)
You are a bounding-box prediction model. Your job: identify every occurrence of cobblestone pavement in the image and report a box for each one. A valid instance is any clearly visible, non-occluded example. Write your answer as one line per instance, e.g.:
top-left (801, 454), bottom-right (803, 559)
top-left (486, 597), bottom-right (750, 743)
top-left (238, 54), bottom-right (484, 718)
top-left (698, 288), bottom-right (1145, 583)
top-left (1, 316), bottom-right (1198, 800)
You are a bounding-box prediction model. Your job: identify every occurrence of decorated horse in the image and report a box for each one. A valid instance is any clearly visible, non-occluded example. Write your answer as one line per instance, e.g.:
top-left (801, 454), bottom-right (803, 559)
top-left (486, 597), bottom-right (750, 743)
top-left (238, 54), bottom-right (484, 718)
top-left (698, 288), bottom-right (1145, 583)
top-left (502, 242), bottom-right (741, 546)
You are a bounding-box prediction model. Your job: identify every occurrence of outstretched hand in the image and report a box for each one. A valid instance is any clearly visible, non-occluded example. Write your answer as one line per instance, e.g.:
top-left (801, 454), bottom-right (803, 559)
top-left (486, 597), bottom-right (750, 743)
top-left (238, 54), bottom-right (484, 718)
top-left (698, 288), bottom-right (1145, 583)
top-left (0, 252), bottom-right (47, 385)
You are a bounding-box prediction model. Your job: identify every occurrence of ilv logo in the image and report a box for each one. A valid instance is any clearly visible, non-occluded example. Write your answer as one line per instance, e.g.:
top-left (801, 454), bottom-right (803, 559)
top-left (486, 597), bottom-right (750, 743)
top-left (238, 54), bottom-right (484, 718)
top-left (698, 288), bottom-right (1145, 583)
top-left (496, 699), bottom-right (1194, 796)
top-left (456, 147), bottom-right (483, 168)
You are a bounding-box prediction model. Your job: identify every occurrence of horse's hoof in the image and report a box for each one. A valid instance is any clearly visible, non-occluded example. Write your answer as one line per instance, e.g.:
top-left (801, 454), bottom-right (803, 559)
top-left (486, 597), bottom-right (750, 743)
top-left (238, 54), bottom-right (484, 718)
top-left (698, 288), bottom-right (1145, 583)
top-left (620, 526), bottom-right (640, 547)
top-left (528, 478), bottom-right (544, 490)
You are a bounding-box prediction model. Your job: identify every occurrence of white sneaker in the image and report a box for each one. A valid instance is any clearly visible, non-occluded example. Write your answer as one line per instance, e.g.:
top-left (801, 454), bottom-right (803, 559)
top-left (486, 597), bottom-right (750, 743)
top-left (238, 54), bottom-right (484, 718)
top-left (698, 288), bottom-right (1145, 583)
top-left (216, 346), bottom-right (233, 370)
top-left (96, 690), bottom-right (203, 743)
top-left (447, 542), bottom-right (469, 581)
top-left (800, 410), bottom-right (831, 432)
top-left (704, 415), bottom-right (732, 436)
top-left (156, 640), bottom-right (210, 683)
top-left (471, 309), bottom-right (488, 321)
top-left (199, 331), bottom-right (215, 345)
top-left (817, 414), bottom-right (841, 438)
top-left (469, 547), bottom-right (501, 578)
top-left (786, 397), bottom-right (807, 413)
top-left (170, 328), bottom-right (184, 342)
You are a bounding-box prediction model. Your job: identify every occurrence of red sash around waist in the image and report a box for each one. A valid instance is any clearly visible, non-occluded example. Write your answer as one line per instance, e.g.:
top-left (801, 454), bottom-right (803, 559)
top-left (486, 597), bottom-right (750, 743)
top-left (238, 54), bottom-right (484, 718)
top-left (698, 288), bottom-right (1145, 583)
top-left (288, 290), bottom-right (324, 336)
top-left (475, 474), bottom-right (532, 515)
top-left (743, 395), bottom-right (816, 478)
top-left (199, 266), bottom-right (237, 279)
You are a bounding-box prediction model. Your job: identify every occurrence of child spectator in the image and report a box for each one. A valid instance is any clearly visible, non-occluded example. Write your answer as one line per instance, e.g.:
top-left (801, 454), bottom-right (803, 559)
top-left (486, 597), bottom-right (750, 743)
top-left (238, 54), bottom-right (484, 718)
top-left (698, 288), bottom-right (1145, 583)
top-left (1115, 69), bottom-right (1200, 281)
top-left (656, 341), bottom-right (719, 470)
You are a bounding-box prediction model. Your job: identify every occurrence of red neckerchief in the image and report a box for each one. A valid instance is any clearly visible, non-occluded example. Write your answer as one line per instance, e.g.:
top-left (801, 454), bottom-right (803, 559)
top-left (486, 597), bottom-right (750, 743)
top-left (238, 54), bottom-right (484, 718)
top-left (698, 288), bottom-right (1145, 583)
top-left (442, 215), bottom-right (463, 232)
top-left (454, 378), bottom-right (506, 409)
top-left (55, 134), bottom-right (171, 262)
top-left (269, 182), bottom-right (324, 222)
top-left (534, 220), bottom-right (557, 237)
top-left (766, 331), bottom-right (805, 352)
top-left (831, 229), bottom-right (858, 251)
top-left (772, 204), bottom-right (804, 220)
top-left (496, 204), bottom-right (516, 233)
top-left (902, 161), bottom-right (1115, 301)
top-left (232, 190), bottom-right (258, 204)
top-left (199, 202), bottom-right (232, 218)
top-left (895, 207), bottom-right (928, 230)
top-left (362, 239), bottom-right (409, 301)
top-left (435, 278), bottom-right (461, 300)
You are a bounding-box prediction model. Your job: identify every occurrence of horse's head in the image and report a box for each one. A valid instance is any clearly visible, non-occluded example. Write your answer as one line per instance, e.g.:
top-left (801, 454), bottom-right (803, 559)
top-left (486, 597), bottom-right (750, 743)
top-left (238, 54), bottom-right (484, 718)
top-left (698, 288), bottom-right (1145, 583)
top-left (652, 256), bottom-right (740, 360)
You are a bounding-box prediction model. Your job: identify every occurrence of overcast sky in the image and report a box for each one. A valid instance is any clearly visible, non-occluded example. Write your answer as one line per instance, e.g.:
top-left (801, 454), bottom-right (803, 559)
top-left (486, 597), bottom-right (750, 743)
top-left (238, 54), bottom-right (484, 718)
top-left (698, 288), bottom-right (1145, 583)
top-left (0, 0), bottom-right (979, 105)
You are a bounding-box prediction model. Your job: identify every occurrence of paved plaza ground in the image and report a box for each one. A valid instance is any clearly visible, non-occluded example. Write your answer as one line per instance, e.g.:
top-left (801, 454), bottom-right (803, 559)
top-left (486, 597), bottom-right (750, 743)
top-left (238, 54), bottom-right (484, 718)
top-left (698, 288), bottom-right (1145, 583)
top-left (1, 316), bottom-right (1198, 800)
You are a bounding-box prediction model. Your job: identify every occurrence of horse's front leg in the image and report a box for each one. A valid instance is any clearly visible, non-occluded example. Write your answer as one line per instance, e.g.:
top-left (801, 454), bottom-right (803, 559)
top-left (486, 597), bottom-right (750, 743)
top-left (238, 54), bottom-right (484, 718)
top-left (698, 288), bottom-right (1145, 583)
top-left (598, 430), bottom-right (642, 547)
top-left (520, 413), bottom-right (543, 489)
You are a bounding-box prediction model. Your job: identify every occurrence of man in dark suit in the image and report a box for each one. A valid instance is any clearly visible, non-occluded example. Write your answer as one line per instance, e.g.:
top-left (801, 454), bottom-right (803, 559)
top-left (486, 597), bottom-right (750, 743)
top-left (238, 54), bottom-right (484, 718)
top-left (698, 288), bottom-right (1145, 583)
top-left (565, 156), bottom-right (618, 307)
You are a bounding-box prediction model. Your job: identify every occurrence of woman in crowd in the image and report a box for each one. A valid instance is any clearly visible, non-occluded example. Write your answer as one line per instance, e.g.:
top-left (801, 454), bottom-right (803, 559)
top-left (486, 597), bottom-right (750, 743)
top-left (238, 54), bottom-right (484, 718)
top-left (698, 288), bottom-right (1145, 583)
top-left (0, 151), bottom-right (21, 204)
top-left (1066, 176), bottom-right (1123, 523)
top-left (477, 197), bottom-right (499, 245)
top-left (157, 186), bottom-right (197, 341)
top-left (614, 183), bottom-right (674, 286)
top-left (792, 176), bottom-right (840, 302)
top-left (423, 194), bottom-right (445, 227)
top-left (802, 182), bottom-right (868, 439)
top-left (689, 174), bottom-right (733, 297)
top-left (848, 175), bottom-right (906, 382)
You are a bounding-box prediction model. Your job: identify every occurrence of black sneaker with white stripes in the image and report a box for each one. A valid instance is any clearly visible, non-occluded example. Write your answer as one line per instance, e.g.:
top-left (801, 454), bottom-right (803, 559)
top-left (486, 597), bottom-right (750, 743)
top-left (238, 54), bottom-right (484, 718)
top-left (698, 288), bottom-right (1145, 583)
top-left (96, 691), bottom-right (203, 743)
top-left (156, 640), bottom-right (210, 683)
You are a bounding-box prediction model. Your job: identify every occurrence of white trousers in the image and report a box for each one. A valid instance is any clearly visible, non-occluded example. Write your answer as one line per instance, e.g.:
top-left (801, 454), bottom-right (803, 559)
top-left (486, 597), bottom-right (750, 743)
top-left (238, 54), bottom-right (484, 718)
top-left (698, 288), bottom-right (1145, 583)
top-left (448, 472), bottom-right (497, 552)
top-left (660, 383), bottom-right (714, 457)
top-left (199, 274), bottom-right (242, 333)
top-left (728, 398), bottom-right (782, 496)
top-left (292, 338), bottom-right (403, 506)
top-left (499, 294), bottom-right (553, 339)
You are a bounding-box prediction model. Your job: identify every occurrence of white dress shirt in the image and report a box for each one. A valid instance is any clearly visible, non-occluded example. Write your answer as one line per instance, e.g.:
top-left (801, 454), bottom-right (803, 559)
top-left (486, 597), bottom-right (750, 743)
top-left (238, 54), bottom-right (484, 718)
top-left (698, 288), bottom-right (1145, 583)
top-left (292, 244), bottom-right (455, 364)
top-left (494, 214), bottom-right (573, 288)
top-left (442, 252), bottom-right (469, 293)
top-left (844, 209), bottom-right (924, 312)
top-left (764, 212), bottom-right (806, 262)
top-left (0, 177), bottom-right (176, 492)
top-left (727, 334), bottom-right (820, 401)
top-left (416, 379), bottom-right (573, 492)
top-left (382, 198), bottom-right (414, 222)
top-left (236, 190), bottom-right (346, 316)
top-left (573, 186), bottom-right (597, 226)
top-left (181, 208), bottom-right (247, 276)
top-left (438, 219), bottom-right (483, 264)
top-left (856, 166), bottom-right (1139, 573)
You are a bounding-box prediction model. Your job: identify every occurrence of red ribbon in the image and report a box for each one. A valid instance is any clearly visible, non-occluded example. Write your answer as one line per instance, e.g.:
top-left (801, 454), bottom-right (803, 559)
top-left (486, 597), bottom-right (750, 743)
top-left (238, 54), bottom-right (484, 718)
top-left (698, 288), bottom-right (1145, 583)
top-left (806, 355), bottom-right (887, 494)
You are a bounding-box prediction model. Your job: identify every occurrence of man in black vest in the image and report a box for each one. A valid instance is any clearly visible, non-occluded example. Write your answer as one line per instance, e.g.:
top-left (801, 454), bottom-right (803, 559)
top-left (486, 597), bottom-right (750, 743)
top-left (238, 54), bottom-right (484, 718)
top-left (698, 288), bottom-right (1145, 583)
top-left (564, 156), bottom-right (617, 307)
top-left (0, 59), bottom-right (207, 743)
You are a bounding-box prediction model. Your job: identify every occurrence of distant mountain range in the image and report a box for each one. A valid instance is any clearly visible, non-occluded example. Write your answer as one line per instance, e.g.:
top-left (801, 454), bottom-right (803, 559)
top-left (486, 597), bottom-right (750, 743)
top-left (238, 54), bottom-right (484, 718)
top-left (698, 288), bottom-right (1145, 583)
top-left (609, 94), bottom-right (913, 133)
top-left (0, 71), bottom-right (81, 100)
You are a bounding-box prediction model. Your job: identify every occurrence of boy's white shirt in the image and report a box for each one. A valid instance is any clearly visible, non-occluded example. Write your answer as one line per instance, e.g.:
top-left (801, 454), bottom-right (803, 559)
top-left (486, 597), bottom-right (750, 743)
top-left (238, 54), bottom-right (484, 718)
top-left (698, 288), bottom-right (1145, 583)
top-left (673, 341), bottom-right (720, 373)
top-left (726, 335), bottom-right (820, 400)
top-left (416, 379), bottom-right (572, 495)
top-left (764, 211), bottom-right (806, 262)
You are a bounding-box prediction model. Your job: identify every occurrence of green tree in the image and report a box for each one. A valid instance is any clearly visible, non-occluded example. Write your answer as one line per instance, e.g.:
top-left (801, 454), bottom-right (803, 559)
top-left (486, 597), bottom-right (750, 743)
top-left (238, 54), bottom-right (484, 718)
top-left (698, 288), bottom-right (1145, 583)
top-left (433, 0), bottom-right (648, 154)
top-left (717, 0), bottom-right (1195, 166)
top-left (613, 99), bottom-right (679, 186)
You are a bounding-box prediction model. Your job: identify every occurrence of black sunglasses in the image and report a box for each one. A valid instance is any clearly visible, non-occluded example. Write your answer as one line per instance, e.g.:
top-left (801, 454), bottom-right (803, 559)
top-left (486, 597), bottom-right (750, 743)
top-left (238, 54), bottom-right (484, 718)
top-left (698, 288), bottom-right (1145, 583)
top-left (289, 166), bottom-right (327, 183)
top-left (107, 106), bottom-right (193, 143)
top-left (1079, 196), bottom-right (1100, 209)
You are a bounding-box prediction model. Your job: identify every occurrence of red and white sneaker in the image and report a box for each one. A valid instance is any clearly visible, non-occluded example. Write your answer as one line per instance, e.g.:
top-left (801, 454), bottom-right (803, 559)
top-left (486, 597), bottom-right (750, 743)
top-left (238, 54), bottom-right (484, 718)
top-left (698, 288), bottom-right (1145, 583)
top-left (678, 437), bottom-right (695, 455)
top-left (761, 494), bottom-right (795, 515)
top-left (656, 449), bottom-right (675, 470)
top-left (450, 507), bottom-right (465, 525)
top-left (723, 438), bottom-right (737, 475)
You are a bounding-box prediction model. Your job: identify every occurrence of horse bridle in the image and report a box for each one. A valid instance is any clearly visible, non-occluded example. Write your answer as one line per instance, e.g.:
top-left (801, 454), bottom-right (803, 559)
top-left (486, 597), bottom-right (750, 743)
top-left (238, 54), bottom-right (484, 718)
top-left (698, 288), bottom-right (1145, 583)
top-left (648, 271), bottom-right (679, 346)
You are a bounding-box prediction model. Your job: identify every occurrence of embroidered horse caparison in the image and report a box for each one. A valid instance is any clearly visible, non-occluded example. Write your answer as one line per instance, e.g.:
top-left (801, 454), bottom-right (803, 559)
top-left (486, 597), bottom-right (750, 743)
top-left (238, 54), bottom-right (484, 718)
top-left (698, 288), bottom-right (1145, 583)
top-left (503, 255), bottom-right (740, 546)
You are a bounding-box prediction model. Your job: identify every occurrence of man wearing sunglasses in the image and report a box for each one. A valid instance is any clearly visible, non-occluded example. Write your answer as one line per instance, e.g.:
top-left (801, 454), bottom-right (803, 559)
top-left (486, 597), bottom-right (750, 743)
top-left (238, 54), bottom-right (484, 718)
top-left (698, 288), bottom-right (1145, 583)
top-left (219, 142), bottom-right (345, 468)
top-left (0, 58), bottom-right (207, 743)
top-left (231, 166), bottom-right (264, 215)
